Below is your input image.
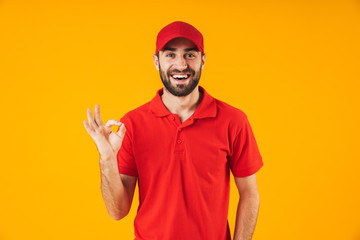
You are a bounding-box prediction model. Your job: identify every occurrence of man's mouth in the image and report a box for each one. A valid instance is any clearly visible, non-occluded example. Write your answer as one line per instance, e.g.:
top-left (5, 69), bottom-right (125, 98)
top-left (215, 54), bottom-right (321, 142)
top-left (170, 74), bottom-right (191, 82)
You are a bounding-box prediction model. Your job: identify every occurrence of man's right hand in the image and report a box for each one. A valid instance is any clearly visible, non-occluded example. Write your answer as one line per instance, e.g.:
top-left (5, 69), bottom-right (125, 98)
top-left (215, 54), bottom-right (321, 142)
top-left (83, 104), bottom-right (126, 160)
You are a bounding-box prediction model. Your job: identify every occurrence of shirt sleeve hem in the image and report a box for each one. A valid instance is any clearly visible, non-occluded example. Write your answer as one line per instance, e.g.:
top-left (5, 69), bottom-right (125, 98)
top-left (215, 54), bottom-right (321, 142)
top-left (232, 160), bottom-right (264, 178)
top-left (118, 166), bottom-right (138, 177)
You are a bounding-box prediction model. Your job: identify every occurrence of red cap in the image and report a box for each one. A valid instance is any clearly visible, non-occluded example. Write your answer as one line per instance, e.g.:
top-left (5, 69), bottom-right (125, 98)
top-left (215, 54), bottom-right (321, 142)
top-left (155, 21), bottom-right (204, 55)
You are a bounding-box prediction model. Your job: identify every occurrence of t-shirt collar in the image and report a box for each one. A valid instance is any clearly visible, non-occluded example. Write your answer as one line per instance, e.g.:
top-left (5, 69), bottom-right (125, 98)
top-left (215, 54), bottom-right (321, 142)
top-left (149, 85), bottom-right (217, 119)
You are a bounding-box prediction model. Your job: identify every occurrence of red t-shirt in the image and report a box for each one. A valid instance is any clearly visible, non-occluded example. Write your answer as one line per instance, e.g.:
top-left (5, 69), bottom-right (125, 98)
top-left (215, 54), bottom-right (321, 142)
top-left (117, 86), bottom-right (263, 240)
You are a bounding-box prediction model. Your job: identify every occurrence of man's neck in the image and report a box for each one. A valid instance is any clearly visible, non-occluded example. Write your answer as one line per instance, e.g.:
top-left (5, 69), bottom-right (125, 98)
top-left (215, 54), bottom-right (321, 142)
top-left (161, 86), bottom-right (203, 117)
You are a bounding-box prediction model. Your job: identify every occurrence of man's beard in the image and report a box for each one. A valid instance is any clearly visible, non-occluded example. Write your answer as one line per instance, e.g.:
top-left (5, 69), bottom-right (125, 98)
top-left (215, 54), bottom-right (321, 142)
top-left (159, 64), bottom-right (202, 97)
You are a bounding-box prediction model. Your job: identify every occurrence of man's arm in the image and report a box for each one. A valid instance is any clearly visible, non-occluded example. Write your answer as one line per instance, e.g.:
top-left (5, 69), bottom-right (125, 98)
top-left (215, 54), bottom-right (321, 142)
top-left (83, 104), bottom-right (137, 220)
top-left (100, 157), bottom-right (137, 220)
top-left (233, 173), bottom-right (260, 240)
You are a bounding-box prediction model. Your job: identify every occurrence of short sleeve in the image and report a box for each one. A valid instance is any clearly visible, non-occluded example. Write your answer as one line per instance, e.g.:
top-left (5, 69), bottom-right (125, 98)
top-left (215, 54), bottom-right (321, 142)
top-left (116, 114), bottom-right (138, 177)
top-left (229, 115), bottom-right (263, 177)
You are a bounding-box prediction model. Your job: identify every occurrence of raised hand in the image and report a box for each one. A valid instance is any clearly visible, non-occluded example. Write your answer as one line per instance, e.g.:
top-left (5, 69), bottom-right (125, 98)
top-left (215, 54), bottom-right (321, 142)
top-left (83, 104), bottom-right (126, 160)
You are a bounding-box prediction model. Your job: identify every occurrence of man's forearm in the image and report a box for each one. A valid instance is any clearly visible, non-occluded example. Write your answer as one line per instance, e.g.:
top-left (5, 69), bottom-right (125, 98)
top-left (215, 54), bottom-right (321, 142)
top-left (233, 193), bottom-right (260, 240)
top-left (100, 156), bottom-right (130, 220)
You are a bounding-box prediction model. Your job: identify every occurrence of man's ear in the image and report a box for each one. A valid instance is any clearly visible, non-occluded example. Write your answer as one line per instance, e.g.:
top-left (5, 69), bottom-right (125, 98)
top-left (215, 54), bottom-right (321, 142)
top-left (153, 53), bottom-right (159, 71)
top-left (201, 53), bottom-right (206, 70)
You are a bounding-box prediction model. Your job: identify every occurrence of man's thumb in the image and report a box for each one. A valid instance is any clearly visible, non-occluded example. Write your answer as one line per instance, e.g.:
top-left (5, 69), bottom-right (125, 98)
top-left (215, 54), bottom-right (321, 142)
top-left (116, 123), bottom-right (126, 138)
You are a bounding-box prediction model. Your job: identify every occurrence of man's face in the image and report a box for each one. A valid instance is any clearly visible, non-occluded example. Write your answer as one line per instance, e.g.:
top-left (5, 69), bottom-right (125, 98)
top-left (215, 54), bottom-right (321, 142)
top-left (153, 37), bottom-right (205, 97)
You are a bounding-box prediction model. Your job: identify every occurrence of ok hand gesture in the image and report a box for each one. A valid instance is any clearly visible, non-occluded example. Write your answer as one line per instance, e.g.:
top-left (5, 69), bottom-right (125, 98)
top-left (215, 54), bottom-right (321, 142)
top-left (83, 104), bottom-right (126, 160)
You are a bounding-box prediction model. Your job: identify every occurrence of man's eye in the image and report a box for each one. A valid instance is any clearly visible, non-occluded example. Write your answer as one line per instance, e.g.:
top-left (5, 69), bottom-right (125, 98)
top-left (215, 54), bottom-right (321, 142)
top-left (186, 54), bottom-right (194, 57)
top-left (166, 53), bottom-right (174, 57)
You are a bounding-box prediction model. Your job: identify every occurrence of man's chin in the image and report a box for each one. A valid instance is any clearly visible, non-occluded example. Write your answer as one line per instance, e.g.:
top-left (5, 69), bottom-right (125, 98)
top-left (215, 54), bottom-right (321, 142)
top-left (168, 84), bottom-right (199, 97)
top-left (167, 79), bottom-right (188, 90)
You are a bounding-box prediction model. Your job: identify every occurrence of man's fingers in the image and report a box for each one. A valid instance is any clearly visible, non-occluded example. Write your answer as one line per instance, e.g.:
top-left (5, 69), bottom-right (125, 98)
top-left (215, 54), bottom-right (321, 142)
top-left (83, 120), bottom-right (95, 137)
top-left (116, 123), bottom-right (126, 138)
top-left (105, 120), bottom-right (126, 137)
top-left (105, 119), bottom-right (122, 128)
top-left (87, 108), bottom-right (98, 129)
top-left (94, 104), bottom-right (104, 127)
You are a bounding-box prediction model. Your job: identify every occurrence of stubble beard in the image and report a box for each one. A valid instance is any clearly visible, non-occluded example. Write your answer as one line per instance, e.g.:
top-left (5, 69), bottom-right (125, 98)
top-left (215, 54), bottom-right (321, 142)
top-left (159, 63), bottom-right (202, 97)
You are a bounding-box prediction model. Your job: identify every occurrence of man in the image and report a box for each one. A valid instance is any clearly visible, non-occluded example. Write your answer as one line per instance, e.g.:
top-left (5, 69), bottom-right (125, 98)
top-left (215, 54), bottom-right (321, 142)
top-left (84, 21), bottom-right (263, 240)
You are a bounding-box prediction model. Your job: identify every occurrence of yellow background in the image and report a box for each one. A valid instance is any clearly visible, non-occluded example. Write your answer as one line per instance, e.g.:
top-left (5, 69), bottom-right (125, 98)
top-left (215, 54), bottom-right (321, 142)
top-left (1, 0), bottom-right (359, 239)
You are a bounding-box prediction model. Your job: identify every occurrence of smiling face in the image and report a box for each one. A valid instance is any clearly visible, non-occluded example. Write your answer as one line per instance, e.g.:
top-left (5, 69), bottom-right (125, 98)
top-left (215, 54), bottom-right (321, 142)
top-left (153, 37), bottom-right (206, 97)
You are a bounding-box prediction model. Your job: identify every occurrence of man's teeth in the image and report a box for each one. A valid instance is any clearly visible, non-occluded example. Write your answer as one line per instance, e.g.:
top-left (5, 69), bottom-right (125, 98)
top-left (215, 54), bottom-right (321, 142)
top-left (172, 75), bottom-right (189, 79)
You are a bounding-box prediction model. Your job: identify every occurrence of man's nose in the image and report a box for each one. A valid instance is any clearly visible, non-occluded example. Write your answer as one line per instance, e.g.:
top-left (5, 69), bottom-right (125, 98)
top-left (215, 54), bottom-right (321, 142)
top-left (174, 55), bottom-right (187, 70)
